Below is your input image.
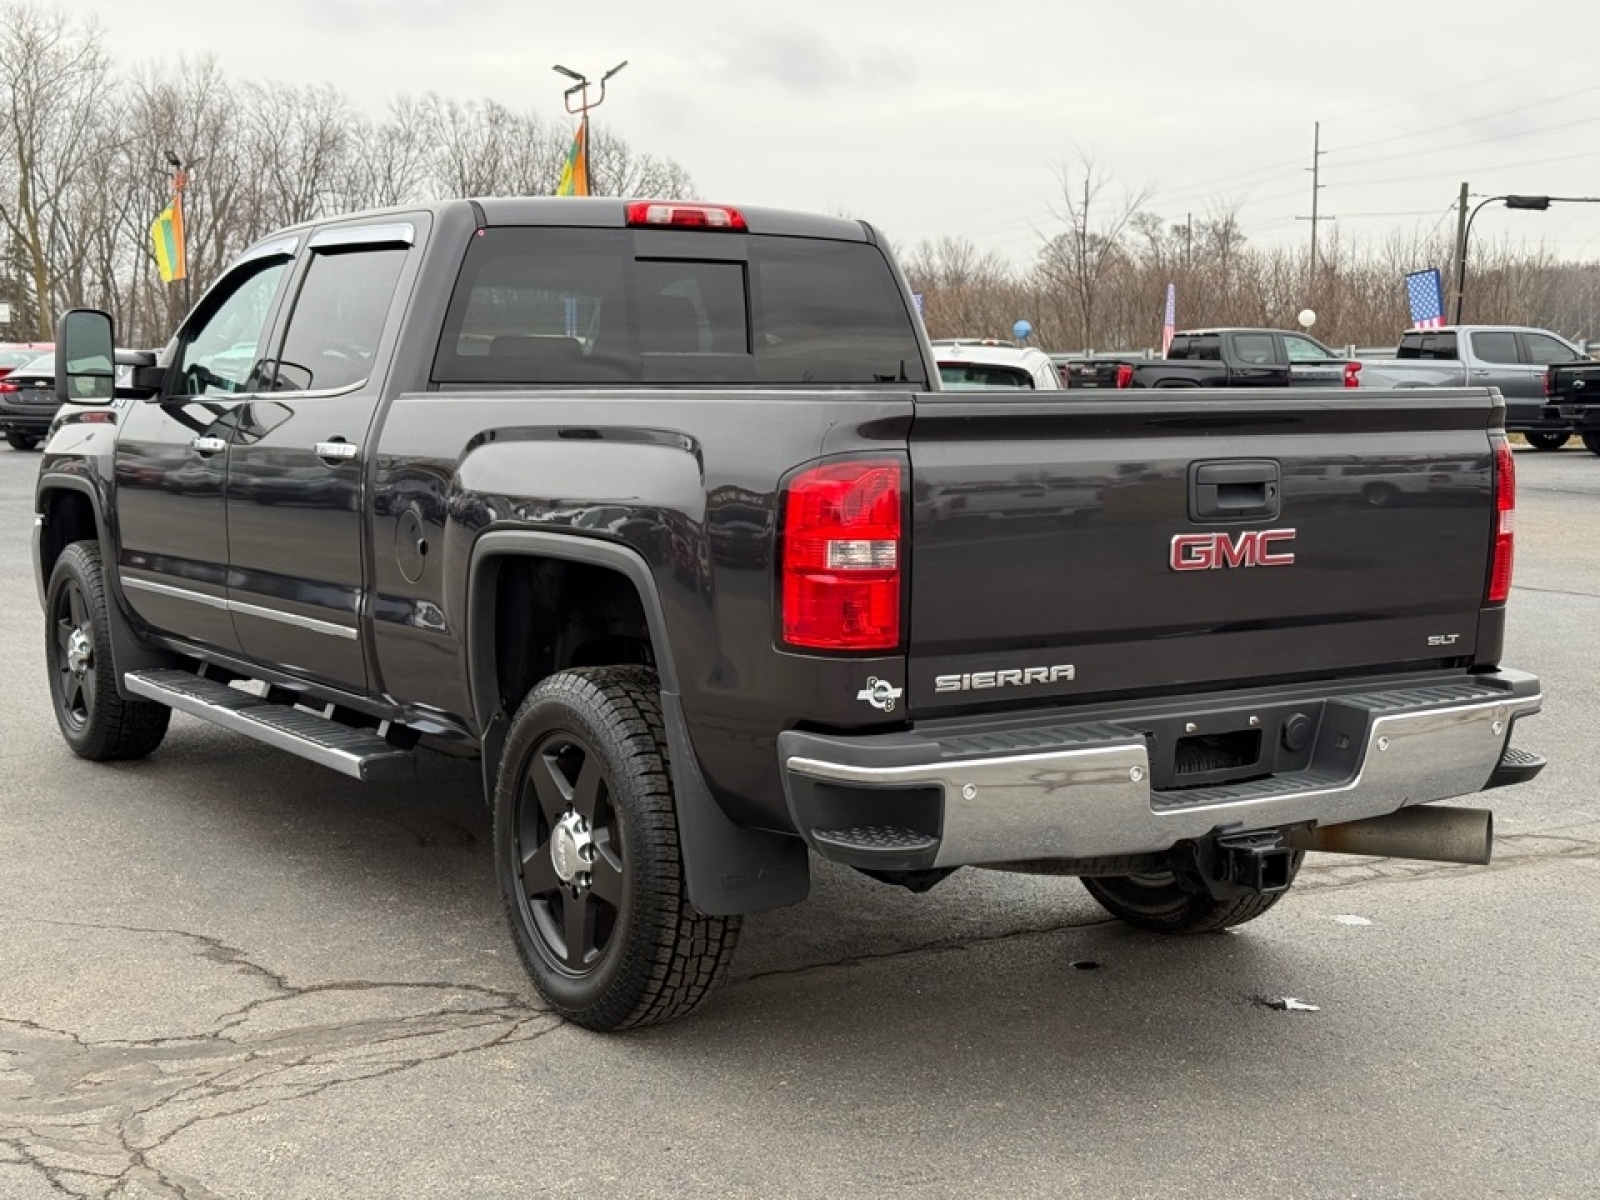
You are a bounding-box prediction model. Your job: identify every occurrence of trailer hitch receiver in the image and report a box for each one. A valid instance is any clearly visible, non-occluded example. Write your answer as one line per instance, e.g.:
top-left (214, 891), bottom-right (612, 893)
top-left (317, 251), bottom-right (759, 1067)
top-left (1186, 828), bottom-right (1296, 899)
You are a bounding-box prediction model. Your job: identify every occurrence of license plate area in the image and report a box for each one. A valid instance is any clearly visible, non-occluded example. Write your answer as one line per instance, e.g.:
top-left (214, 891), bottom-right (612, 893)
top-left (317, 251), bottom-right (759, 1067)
top-left (1143, 701), bottom-right (1326, 792)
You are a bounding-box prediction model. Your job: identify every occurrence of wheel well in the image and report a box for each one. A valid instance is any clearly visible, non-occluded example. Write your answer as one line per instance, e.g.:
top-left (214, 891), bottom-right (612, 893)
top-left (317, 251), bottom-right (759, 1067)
top-left (491, 556), bottom-right (655, 716)
top-left (38, 487), bottom-right (99, 585)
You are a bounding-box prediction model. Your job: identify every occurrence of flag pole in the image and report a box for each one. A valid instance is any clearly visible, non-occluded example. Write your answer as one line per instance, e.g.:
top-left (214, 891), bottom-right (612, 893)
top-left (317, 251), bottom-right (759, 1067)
top-left (553, 61), bottom-right (628, 196)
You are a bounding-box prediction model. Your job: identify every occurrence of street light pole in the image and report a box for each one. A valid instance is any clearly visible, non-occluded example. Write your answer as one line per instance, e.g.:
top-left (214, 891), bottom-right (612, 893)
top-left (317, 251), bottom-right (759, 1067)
top-left (552, 60), bottom-right (628, 196)
top-left (1455, 193), bottom-right (1600, 324)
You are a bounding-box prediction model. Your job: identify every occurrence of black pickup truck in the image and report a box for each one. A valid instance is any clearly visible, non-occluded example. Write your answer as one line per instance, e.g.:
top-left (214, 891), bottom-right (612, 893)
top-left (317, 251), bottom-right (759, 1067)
top-left (1062, 327), bottom-right (1361, 390)
top-left (34, 198), bottom-right (1543, 1030)
top-left (1542, 360), bottom-right (1600, 455)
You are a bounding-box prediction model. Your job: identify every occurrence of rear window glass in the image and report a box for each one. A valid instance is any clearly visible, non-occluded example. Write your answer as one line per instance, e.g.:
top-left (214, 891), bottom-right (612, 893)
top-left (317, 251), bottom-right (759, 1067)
top-left (433, 227), bottom-right (926, 387)
top-left (1167, 336), bottom-right (1220, 360)
top-left (1398, 332), bottom-right (1458, 360)
top-left (1232, 334), bottom-right (1277, 364)
top-left (938, 363), bottom-right (1034, 389)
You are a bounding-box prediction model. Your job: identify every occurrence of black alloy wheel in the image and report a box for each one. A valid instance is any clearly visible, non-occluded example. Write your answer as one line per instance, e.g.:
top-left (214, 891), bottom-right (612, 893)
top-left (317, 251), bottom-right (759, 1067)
top-left (494, 667), bottom-right (740, 1031)
top-left (515, 728), bottom-right (627, 979)
top-left (45, 542), bottom-right (170, 760)
top-left (1523, 431), bottom-right (1569, 451)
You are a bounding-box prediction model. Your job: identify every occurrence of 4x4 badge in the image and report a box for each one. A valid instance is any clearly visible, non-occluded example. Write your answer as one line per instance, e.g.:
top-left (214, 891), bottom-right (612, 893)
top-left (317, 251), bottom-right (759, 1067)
top-left (857, 677), bottom-right (903, 713)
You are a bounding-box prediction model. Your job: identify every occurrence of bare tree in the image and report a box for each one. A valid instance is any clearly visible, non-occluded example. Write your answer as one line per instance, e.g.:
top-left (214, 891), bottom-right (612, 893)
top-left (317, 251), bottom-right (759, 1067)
top-left (1036, 159), bottom-right (1151, 349)
top-left (0, 4), bottom-right (113, 336)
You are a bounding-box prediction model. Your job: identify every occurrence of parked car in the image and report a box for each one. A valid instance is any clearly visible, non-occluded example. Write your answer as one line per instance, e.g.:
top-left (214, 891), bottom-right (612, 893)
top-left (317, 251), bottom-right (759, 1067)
top-left (1, 349), bottom-right (139, 450)
top-left (931, 339), bottom-right (1062, 390)
top-left (0, 342), bottom-right (53, 379)
top-left (1541, 359), bottom-right (1600, 455)
top-left (1354, 326), bottom-right (1590, 448)
top-left (1064, 328), bottom-right (1360, 390)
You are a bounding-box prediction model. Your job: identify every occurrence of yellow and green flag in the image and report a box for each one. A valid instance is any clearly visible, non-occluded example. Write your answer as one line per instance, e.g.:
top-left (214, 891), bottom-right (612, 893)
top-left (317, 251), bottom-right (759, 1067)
top-left (556, 121), bottom-right (588, 197)
top-left (151, 196), bottom-right (186, 283)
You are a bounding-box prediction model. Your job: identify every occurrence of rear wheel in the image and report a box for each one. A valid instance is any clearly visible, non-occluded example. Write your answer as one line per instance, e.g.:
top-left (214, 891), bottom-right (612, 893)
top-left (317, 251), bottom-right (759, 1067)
top-left (1583, 432), bottom-right (1600, 457)
top-left (6, 431), bottom-right (39, 451)
top-left (1081, 855), bottom-right (1302, 934)
top-left (45, 542), bottom-right (171, 761)
top-left (494, 666), bottom-right (741, 1031)
top-left (1523, 431), bottom-right (1569, 451)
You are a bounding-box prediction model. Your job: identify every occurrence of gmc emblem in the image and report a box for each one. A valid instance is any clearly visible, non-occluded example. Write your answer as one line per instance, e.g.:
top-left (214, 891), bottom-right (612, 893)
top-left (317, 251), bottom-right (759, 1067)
top-left (1171, 528), bottom-right (1297, 571)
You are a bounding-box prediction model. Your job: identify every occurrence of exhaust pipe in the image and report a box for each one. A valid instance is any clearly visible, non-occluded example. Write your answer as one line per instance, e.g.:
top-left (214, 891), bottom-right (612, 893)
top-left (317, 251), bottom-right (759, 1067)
top-left (1286, 805), bottom-right (1492, 866)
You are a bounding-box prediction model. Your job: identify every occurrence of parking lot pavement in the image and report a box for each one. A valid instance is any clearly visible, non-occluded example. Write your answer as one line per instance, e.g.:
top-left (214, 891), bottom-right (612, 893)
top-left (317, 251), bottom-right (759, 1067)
top-left (1, 443), bottom-right (1597, 1198)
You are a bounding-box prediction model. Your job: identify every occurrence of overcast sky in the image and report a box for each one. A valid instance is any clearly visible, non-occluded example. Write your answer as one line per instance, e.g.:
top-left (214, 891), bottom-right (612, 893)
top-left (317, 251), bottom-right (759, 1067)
top-left (54, 0), bottom-right (1600, 271)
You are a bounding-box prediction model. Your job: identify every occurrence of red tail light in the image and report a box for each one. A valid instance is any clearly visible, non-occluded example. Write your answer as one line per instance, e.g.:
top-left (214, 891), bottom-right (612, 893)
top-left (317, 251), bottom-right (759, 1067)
top-left (781, 458), bottom-right (903, 651)
top-left (1343, 361), bottom-right (1362, 388)
top-left (1487, 438), bottom-right (1515, 604)
top-left (0, 381), bottom-right (17, 393)
top-left (626, 201), bottom-right (746, 231)
top-left (1115, 363), bottom-right (1134, 389)
top-left (1543, 368), bottom-right (1554, 397)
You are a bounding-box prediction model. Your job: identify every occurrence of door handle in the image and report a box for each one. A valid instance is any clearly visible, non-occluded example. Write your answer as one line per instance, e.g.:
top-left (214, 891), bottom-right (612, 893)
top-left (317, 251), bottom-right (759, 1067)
top-left (191, 436), bottom-right (227, 455)
top-left (314, 441), bottom-right (359, 462)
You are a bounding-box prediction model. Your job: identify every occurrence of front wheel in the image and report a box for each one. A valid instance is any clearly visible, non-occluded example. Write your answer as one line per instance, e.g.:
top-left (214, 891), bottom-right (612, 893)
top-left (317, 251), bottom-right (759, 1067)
top-left (1081, 854), bottom-right (1302, 934)
top-left (1582, 432), bottom-right (1600, 457)
top-left (1523, 431), bottom-right (1569, 451)
top-left (494, 666), bottom-right (741, 1031)
top-left (45, 542), bottom-right (171, 760)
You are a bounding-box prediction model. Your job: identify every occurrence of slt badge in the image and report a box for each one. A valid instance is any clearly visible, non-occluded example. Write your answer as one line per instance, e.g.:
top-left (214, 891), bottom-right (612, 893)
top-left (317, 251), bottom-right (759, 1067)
top-left (857, 677), bottom-right (904, 713)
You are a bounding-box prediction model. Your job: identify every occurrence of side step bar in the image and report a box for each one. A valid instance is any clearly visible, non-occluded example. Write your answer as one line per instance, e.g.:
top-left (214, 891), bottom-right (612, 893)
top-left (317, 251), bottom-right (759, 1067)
top-left (125, 668), bottom-right (416, 782)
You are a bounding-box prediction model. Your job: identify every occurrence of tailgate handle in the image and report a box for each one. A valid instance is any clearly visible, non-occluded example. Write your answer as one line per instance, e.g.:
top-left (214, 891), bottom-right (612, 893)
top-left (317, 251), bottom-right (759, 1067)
top-left (1190, 460), bottom-right (1280, 521)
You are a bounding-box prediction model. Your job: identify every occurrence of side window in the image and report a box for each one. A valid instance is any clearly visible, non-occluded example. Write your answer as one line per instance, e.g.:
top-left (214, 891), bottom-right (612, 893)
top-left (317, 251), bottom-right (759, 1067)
top-left (1283, 335), bottom-right (1333, 362)
top-left (1232, 334), bottom-right (1277, 365)
top-left (272, 247), bottom-right (407, 393)
top-left (1471, 331), bottom-right (1519, 364)
top-left (174, 259), bottom-right (290, 396)
top-left (1522, 332), bottom-right (1580, 366)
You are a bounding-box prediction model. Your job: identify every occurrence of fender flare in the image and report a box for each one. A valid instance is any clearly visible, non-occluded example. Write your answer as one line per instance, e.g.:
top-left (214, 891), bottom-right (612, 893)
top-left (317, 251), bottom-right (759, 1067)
top-left (34, 474), bottom-right (176, 693)
top-left (466, 530), bottom-right (808, 917)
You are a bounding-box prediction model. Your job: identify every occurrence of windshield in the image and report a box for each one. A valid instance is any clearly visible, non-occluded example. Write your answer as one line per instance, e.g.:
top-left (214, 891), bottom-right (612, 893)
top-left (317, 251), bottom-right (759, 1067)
top-left (938, 363), bottom-right (1034, 389)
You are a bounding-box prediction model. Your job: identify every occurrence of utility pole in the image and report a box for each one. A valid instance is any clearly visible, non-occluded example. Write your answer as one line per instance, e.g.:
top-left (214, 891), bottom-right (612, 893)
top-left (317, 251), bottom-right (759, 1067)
top-left (1448, 181), bottom-right (1470, 323)
top-left (1184, 212), bottom-right (1192, 271)
top-left (1296, 121), bottom-right (1334, 301)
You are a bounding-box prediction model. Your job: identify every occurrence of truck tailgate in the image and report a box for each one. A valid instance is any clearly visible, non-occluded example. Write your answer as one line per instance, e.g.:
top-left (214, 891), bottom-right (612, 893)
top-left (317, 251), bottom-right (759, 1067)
top-left (906, 390), bottom-right (1500, 715)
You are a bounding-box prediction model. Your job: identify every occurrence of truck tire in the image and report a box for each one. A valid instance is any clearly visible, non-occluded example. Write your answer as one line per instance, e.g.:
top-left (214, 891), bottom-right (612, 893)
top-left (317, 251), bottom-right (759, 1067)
top-left (1523, 431), bottom-right (1569, 451)
top-left (1081, 856), bottom-right (1302, 934)
top-left (6, 431), bottom-right (40, 451)
top-left (493, 666), bottom-right (741, 1031)
top-left (45, 542), bottom-right (171, 761)
top-left (1583, 432), bottom-right (1600, 457)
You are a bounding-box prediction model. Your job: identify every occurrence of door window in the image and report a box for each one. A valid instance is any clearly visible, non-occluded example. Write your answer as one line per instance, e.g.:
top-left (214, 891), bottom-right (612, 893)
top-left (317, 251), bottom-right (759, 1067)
top-left (271, 247), bottom-right (407, 393)
top-left (174, 259), bottom-right (291, 396)
top-left (1470, 331), bottom-right (1519, 364)
top-left (1521, 332), bottom-right (1580, 366)
top-left (1283, 334), bottom-right (1334, 362)
top-left (1232, 334), bottom-right (1278, 365)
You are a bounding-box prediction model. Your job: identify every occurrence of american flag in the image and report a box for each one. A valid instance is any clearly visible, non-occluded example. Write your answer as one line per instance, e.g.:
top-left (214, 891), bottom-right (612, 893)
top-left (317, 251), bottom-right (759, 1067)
top-left (1405, 269), bottom-right (1446, 329)
top-left (1161, 282), bottom-right (1176, 357)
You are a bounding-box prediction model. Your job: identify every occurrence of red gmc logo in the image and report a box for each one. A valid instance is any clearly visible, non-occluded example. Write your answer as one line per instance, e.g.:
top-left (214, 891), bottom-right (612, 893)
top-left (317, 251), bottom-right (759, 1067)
top-left (1170, 528), bottom-right (1297, 571)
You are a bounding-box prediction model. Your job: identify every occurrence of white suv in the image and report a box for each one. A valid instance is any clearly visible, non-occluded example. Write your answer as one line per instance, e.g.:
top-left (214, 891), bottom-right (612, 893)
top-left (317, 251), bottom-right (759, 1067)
top-left (931, 339), bottom-right (1061, 391)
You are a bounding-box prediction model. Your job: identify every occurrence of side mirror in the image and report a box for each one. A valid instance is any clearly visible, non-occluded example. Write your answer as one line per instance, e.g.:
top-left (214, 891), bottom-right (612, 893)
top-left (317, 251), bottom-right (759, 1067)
top-left (55, 309), bottom-right (117, 405)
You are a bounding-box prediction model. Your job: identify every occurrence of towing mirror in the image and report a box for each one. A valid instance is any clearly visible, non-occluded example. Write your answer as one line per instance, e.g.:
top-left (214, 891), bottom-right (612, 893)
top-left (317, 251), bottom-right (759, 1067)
top-left (55, 309), bottom-right (117, 405)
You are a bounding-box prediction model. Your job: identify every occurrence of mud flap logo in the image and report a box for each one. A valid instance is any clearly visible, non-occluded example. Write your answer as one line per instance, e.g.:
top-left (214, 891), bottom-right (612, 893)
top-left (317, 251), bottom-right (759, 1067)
top-left (857, 677), bottom-right (904, 713)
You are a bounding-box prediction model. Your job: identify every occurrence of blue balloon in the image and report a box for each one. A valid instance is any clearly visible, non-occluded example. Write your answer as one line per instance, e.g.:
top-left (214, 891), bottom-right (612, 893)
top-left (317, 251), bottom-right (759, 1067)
top-left (1012, 319), bottom-right (1033, 341)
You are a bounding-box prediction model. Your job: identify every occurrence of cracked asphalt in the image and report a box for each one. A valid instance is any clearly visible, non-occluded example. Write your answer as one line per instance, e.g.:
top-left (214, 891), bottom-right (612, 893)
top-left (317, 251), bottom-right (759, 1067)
top-left (2, 443), bottom-right (1597, 1198)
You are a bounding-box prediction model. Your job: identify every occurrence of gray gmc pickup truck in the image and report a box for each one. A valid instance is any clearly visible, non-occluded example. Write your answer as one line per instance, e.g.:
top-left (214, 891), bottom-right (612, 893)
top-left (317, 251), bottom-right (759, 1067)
top-left (34, 197), bottom-right (1544, 1030)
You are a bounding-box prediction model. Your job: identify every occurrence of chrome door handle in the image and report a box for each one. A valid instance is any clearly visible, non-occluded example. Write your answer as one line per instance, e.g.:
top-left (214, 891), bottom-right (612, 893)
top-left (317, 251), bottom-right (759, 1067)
top-left (191, 436), bottom-right (227, 455)
top-left (314, 441), bottom-right (359, 461)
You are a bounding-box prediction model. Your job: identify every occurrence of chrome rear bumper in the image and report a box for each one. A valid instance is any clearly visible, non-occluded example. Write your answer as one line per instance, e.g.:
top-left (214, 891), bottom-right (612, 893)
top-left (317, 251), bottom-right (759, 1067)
top-left (778, 670), bottom-right (1542, 870)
